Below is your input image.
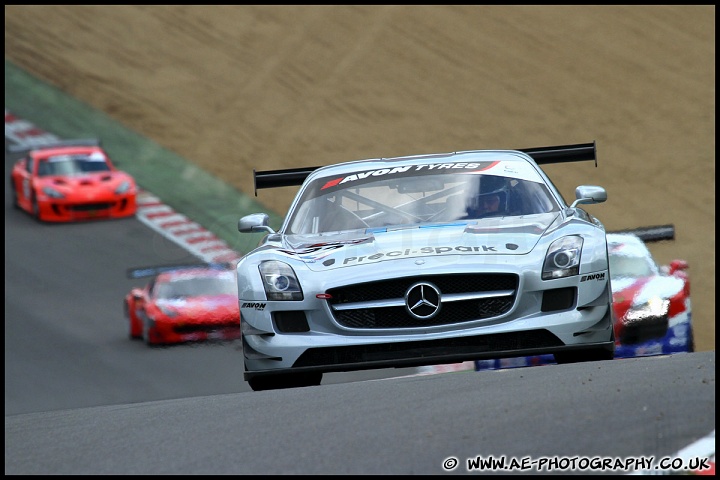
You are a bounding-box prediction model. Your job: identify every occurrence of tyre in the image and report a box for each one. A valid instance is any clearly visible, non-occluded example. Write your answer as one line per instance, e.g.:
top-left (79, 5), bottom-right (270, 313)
top-left (247, 371), bottom-right (323, 391)
top-left (687, 324), bottom-right (695, 352)
top-left (142, 321), bottom-right (158, 346)
top-left (125, 301), bottom-right (142, 340)
top-left (10, 180), bottom-right (20, 209)
top-left (554, 347), bottom-right (615, 364)
top-left (554, 326), bottom-right (615, 364)
top-left (30, 192), bottom-right (41, 221)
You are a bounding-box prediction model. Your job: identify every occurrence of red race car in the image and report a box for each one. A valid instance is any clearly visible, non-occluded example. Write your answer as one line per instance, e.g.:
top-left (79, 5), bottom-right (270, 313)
top-left (124, 263), bottom-right (241, 346)
top-left (9, 139), bottom-right (137, 222)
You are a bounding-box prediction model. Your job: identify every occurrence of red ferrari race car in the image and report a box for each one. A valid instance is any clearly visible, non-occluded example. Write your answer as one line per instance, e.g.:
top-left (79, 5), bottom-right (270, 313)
top-left (124, 263), bottom-right (241, 346)
top-left (9, 139), bottom-right (137, 222)
top-left (474, 224), bottom-right (693, 371)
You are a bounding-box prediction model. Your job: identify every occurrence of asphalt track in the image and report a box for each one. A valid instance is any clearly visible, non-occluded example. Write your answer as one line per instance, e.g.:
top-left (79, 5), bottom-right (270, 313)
top-left (4, 60), bottom-right (716, 475)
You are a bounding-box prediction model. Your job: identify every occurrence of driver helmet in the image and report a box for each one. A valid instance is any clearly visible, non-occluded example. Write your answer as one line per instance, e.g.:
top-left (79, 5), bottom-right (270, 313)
top-left (466, 175), bottom-right (509, 216)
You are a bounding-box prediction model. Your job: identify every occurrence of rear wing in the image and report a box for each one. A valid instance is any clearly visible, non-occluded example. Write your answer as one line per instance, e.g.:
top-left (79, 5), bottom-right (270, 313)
top-left (607, 224), bottom-right (675, 243)
top-left (6, 138), bottom-right (101, 154)
top-left (126, 262), bottom-right (234, 280)
top-left (252, 141), bottom-right (597, 195)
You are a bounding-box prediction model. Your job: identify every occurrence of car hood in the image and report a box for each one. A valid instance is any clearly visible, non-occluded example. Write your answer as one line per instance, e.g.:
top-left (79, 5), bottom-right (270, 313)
top-left (39, 172), bottom-right (132, 189)
top-left (611, 275), bottom-right (684, 307)
top-left (156, 295), bottom-right (239, 317)
top-left (279, 213), bottom-right (559, 271)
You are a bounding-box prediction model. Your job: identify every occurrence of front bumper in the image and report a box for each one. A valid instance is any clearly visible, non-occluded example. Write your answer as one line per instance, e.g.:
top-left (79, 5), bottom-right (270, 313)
top-left (37, 193), bottom-right (137, 222)
top-left (242, 304), bottom-right (614, 380)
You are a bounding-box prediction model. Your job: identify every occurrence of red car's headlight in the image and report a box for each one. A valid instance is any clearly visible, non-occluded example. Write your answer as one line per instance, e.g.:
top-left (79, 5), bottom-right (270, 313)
top-left (624, 297), bottom-right (669, 323)
top-left (158, 305), bottom-right (180, 317)
top-left (115, 180), bottom-right (133, 194)
top-left (42, 186), bottom-right (65, 199)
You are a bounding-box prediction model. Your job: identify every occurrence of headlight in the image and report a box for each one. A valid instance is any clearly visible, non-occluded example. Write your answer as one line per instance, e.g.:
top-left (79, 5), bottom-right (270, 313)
top-left (115, 180), bottom-right (132, 194)
top-left (624, 297), bottom-right (669, 324)
top-left (42, 186), bottom-right (65, 199)
top-left (259, 260), bottom-right (303, 301)
top-left (158, 305), bottom-right (180, 317)
top-left (542, 235), bottom-right (583, 280)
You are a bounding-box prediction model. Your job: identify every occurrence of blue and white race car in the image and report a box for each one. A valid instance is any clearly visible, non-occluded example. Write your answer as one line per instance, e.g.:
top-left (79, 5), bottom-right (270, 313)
top-left (474, 224), bottom-right (694, 372)
top-left (236, 142), bottom-right (615, 390)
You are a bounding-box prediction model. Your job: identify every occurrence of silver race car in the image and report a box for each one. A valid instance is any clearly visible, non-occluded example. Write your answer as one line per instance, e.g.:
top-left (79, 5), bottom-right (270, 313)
top-left (237, 142), bottom-right (614, 390)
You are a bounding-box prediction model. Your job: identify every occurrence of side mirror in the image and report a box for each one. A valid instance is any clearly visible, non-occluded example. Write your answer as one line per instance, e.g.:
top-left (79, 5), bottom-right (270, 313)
top-left (570, 185), bottom-right (607, 207)
top-left (668, 259), bottom-right (689, 275)
top-left (238, 213), bottom-right (275, 234)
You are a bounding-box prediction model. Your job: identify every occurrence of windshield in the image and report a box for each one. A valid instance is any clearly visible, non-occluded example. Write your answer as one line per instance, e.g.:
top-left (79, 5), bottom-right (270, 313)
top-left (37, 153), bottom-right (111, 177)
top-left (286, 170), bottom-right (559, 234)
top-left (154, 275), bottom-right (237, 299)
top-left (609, 253), bottom-right (657, 279)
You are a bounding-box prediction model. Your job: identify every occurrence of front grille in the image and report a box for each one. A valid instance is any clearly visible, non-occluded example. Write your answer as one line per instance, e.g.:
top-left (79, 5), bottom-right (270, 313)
top-left (173, 322), bottom-right (240, 334)
top-left (293, 329), bottom-right (562, 367)
top-left (619, 315), bottom-right (669, 345)
top-left (69, 202), bottom-right (113, 212)
top-left (326, 273), bottom-right (517, 329)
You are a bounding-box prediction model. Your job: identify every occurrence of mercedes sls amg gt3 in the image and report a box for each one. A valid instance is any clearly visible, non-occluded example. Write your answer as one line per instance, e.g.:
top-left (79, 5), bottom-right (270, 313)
top-left (237, 142), bottom-right (614, 390)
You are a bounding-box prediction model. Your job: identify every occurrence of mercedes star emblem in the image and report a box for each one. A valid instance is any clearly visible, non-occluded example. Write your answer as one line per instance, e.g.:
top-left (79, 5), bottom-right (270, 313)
top-left (405, 281), bottom-right (441, 320)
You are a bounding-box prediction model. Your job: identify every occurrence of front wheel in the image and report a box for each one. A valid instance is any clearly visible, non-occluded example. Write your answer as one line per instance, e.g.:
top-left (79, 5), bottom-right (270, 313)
top-left (247, 371), bottom-right (323, 391)
top-left (10, 180), bottom-right (20, 209)
top-left (555, 327), bottom-right (615, 364)
top-left (554, 347), bottom-right (615, 364)
top-left (686, 324), bottom-right (695, 353)
top-left (142, 321), bottom-right (161, 346)
top-left (30, 191), bottom-right (42, 221)
top-left (125, 301), bottom-right (142, 340)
